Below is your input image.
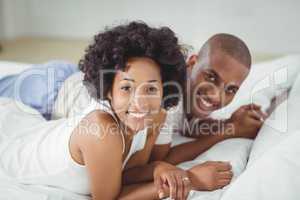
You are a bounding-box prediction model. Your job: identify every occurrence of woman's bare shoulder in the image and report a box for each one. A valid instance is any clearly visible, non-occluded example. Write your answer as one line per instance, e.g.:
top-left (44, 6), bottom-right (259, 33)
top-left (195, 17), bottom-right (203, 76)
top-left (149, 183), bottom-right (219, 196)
top-left (72, 110), bottom-right (124, 154)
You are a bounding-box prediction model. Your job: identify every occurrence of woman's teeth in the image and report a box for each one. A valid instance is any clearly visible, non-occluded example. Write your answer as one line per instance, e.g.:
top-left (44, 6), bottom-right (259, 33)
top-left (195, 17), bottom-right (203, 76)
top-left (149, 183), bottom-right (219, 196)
top-left (128, 112), bottom-right (147, 118)
top-left (200, 97), bottom-right (213, 108)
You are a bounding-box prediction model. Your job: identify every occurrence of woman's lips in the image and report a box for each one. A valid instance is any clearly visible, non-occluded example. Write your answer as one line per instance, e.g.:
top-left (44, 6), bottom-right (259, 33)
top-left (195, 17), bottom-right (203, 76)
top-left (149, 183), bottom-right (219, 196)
top-left (128, 112), bottom-right (147, 118)
top-left (126, 111), bottom-right (149, 121)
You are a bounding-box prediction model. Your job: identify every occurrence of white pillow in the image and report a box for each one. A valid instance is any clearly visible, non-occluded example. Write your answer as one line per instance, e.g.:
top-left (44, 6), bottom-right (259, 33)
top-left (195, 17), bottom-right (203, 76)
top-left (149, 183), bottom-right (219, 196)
top-left (221, 73), bottom-right (300, 200)
top-left (177, 138), bottom-right (253, 179)
top-left (247, 99), bottom-right (287, 166)
top-left (210, 55), bottom-right (300, 119)
top-left (174, 137), bottom-right (252, 200)
top-left (221, 130), bottom-right (300, 200)
top-left (248, 70), bottom-right (300, 166)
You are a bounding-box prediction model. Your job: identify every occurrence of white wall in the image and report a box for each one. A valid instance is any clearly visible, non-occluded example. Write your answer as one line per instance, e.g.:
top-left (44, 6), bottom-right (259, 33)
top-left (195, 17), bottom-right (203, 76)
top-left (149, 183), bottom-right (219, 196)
top-left (0, 0), bottom-right (4, 39)
top-left (0, 0), bottom-right (29, 39)
top-left (1, 0), bottom-right (300, 54)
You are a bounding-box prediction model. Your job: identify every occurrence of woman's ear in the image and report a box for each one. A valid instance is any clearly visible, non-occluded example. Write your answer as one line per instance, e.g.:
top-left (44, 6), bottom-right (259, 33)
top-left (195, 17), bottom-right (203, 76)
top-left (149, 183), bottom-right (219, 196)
top-left (107, 91), bottom-right (112, 100)
top-left (187, 54), bottom-right (198, 69)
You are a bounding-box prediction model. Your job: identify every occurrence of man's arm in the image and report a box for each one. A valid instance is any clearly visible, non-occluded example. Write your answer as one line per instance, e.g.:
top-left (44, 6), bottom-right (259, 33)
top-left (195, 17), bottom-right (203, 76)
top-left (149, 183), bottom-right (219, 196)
top-left (164, 134), bottom-right (230, 165)
top-left (164, 104), bottom-right (266, 165)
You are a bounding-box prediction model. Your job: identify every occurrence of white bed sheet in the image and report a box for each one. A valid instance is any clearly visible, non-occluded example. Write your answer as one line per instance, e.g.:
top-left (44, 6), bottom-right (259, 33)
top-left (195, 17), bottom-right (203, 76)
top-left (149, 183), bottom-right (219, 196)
top-left (0, 58), bottom-right (299, 200)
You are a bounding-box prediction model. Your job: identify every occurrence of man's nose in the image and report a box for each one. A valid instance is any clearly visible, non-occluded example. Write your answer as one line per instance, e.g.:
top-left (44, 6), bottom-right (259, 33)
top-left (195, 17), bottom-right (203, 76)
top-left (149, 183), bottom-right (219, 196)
top-left (206, 88), bottom-right (222, 107)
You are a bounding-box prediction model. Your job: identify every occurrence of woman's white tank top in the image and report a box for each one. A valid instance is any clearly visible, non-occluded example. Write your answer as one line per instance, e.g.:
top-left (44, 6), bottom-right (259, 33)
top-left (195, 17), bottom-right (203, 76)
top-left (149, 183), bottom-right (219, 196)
top-left (0, 98), bottom-right (147, 195)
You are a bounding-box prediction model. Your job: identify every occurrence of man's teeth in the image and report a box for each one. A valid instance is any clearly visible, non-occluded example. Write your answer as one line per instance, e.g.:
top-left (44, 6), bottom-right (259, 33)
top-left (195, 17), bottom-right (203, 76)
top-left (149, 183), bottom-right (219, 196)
top-left (200, 97), bottom-right (213, 108)
top-left (128, 112), bottom-right (147, 118)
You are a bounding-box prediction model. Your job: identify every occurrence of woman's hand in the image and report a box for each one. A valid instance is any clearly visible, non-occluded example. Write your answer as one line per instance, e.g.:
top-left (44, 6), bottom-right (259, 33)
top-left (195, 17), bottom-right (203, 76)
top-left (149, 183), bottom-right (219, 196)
top-left (187, 161), bottom-right (233, 191)
top-left (153, 161), bottom-right (192, 200)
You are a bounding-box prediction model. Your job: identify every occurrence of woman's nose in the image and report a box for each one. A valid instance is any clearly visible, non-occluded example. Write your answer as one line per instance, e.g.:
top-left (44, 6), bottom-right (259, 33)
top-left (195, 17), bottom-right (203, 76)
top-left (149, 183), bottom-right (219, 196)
top-left (131, 93), bottom-right (150, 112)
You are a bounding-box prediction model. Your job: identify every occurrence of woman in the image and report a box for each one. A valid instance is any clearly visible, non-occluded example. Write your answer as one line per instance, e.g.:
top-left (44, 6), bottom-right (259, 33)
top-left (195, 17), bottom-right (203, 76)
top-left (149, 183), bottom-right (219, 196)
top-left (0, 21), bottom-right (191, 199)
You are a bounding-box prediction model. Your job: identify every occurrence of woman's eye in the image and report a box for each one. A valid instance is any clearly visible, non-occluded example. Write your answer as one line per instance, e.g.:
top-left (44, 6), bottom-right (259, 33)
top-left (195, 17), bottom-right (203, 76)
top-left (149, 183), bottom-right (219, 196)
top-left (146, 86), bottom-right (158, 94)
top-left (121, 86), bottom-right (132, 92)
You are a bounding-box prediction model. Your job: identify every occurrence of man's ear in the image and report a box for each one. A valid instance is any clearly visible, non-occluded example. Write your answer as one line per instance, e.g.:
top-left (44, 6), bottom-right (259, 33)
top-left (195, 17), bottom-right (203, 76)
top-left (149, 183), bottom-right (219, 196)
top-left (187, 54), bottom-right (198, 69)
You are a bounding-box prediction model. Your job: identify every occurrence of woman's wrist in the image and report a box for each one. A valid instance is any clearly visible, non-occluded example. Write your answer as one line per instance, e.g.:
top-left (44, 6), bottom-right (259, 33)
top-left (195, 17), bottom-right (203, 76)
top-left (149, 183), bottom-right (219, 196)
top-left (152, 161), bottom-right (167, 176)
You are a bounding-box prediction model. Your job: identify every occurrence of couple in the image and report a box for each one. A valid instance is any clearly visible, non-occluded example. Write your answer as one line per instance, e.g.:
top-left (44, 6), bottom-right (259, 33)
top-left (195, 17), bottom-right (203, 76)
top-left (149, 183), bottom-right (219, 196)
top-left (0, 21), bottom-right (266, 200)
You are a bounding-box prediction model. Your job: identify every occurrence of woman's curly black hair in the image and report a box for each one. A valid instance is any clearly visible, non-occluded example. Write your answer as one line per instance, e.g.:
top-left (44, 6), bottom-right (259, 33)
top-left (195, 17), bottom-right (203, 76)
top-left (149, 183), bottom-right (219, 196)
top-left (79, 21), bottom-right (187, 109)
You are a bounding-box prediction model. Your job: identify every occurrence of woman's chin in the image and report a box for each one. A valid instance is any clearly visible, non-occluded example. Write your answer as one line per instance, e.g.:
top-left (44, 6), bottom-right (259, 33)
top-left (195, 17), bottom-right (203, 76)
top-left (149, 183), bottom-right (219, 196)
top-left (125, 122), bottom-right (146, 134)
top-left (124, 116), bottom-right (151, 133)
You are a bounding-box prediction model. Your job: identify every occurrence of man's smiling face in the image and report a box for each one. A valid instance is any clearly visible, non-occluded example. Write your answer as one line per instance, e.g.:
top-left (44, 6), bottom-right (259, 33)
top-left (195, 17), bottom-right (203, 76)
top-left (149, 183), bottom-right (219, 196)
top-left (187, 50), bottom-right (249, 118)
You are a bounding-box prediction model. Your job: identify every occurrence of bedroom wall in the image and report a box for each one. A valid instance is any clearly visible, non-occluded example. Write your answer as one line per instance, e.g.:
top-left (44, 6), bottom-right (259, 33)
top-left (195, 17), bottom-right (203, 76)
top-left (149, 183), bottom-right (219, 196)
top-left (1, 0), bottom-right (300, 54)
top-left (0, 0), bottom-right (29, 39)
top-left (0, 0), bottom-right (4, 39)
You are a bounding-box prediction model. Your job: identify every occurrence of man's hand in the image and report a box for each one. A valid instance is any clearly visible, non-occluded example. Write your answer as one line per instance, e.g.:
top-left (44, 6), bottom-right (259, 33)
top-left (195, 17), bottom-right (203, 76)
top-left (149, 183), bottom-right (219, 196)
top-left (187, 161), bottom-right (233, 191)
top-left (227, 104), bottom-right (268, 139)
top-left (153, 162), bottom-right (192, 200)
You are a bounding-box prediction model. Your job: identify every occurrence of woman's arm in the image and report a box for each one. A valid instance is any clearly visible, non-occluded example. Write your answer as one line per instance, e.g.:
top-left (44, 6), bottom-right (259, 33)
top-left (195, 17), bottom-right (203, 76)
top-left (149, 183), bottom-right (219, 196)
top-left (75, 111), bottom-right (124, 200)
top-left (121, 143), bottom-right (171, 185)
top-left (123, 161), bottom-right (161, 185)
top-left (123, 109), bottom-right (169, 184)
top-left (119, 182), bottom-right (162, 200)
top-left (150, 143), bottom-right (171, 161)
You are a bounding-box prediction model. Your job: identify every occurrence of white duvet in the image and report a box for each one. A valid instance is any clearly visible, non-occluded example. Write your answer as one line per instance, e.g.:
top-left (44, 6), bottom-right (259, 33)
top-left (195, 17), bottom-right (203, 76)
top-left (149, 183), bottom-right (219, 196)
top-left (1, 57), bottom-right (300, 200)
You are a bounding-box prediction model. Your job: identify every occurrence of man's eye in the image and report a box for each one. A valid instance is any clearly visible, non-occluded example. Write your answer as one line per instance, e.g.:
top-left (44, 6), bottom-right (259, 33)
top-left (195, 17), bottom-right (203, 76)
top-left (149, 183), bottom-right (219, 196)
top-left (226, 87), bottom-right (237, 95)
top-left (205, 73), bottom-right (216, 82)
top-left (121, 86), bottom-right (132, 92)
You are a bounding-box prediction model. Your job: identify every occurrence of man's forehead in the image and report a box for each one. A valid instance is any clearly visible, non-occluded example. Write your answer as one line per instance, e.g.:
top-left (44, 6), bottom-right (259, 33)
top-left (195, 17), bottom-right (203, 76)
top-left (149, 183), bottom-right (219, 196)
top-left (194, 52), bottom-right (249, 85)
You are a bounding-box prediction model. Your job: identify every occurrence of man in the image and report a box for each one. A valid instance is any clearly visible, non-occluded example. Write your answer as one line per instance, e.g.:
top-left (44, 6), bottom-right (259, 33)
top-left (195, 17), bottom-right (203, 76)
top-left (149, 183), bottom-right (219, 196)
top-left (156, 33), bottom-right (267, 165)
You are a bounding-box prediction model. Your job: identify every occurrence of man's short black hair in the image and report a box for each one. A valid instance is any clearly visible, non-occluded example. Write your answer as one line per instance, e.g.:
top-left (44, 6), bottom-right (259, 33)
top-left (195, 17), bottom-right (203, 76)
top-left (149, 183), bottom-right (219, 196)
top-left (198, 33), bottom-right (252, 68)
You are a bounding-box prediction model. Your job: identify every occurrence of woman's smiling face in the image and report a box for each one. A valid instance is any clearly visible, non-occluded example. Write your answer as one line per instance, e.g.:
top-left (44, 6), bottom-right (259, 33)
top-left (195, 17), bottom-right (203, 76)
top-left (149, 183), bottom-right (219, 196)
top-left (109, 57), bottom-right (163, 133)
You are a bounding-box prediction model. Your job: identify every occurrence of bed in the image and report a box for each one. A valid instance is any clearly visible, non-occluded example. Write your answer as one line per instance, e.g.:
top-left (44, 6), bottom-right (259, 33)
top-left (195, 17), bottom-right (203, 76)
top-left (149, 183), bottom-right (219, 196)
top-left (1, 56), bottom-right (300, 200)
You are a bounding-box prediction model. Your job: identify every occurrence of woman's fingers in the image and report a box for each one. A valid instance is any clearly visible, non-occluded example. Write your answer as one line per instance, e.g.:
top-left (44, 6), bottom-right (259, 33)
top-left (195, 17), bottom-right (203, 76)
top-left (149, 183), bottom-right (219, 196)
top-left (174, 174), bottom-right (184, 200)
top-left (182, 176), bottom-right (191, 200)
top-left (168, 172), bottom-right (192, 200)
top-left (154, 176), bottom-right (166, 199)
top-left (174, 173), bottom-right (191, 200)
top-left (166, 174), bottom-right (177, 199)
top-left (155, 166), bottom-right (192, 200)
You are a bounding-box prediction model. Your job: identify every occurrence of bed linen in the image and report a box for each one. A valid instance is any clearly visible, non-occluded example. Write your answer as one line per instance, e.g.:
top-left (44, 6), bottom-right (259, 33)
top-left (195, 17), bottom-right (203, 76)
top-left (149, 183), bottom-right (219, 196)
top-left (1, 57), bottom-right (300, 200)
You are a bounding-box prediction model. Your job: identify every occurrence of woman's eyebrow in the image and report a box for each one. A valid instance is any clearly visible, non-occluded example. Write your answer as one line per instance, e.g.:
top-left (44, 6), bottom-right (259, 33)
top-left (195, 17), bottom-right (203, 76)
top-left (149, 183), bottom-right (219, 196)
top-left (123, 78), bottom-right (135, 82)
top-left (122, 78), bottom-right (158, 83)
top-left (147, 80), bottom-right (158, 83)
